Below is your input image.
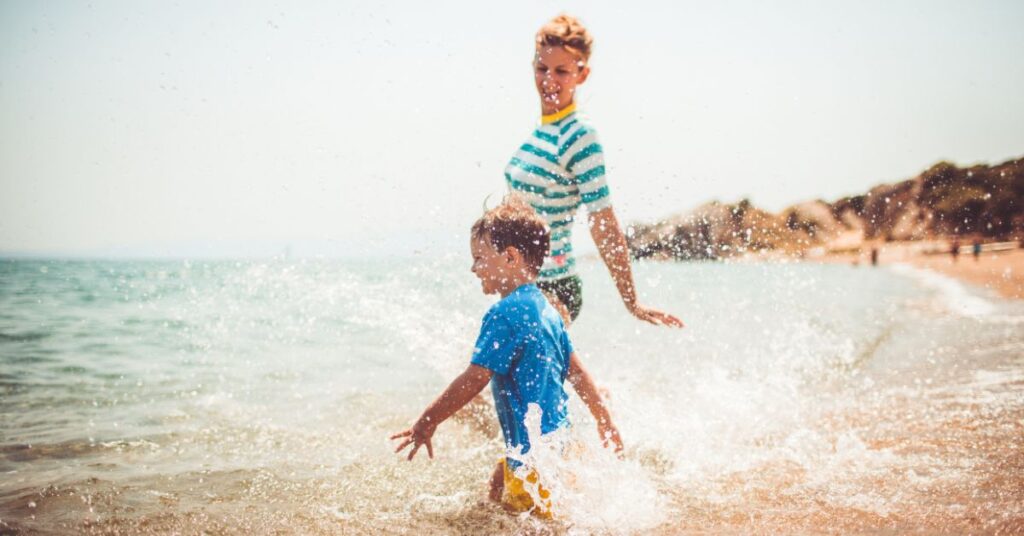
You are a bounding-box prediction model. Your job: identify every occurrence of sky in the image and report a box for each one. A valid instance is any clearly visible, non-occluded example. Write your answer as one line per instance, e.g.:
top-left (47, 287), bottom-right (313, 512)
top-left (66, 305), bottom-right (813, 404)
top-left (1, 0), bottom-right (1022, 258)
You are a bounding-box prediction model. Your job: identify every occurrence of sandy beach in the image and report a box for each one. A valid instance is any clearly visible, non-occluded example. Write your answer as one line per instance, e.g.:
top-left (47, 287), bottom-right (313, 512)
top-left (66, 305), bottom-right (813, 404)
top-left (907, 248), bottom-right (1024, 300)
top-left (815, 242), bottom-right (1024, 300)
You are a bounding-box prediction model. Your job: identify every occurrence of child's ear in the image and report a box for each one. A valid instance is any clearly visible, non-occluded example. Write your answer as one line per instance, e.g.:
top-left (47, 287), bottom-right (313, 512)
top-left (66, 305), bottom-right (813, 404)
top-left (504, 246), bottom-right (521, 265)
top-left (578, 64), bottom-right (590, 84)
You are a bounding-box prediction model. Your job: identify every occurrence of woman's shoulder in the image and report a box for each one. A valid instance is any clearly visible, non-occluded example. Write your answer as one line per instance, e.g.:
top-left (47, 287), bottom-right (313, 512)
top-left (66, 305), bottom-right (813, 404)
top-left (555, 114), bottom-right (602, 148)
top-left (519, 112), bottom-right (601, 155)
top-left (553, 114), bottom-right (602, 162)
top-left (553, 112), bottom-right (598, 135)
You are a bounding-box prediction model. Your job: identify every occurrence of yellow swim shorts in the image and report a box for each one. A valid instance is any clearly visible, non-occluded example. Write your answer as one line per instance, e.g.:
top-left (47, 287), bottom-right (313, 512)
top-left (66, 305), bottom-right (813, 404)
top-left (502, 458), bottom-right (553, 519)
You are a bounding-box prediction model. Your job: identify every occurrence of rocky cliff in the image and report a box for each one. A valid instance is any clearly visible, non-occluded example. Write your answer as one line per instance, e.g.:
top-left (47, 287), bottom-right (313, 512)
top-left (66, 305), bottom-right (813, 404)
top-left (628, 157), bottom-right (1024, 260)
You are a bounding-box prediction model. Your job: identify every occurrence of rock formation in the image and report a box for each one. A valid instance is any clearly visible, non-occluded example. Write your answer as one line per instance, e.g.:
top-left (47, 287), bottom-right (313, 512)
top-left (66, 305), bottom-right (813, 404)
top-left (627, 157), bottom-right (1023, 259)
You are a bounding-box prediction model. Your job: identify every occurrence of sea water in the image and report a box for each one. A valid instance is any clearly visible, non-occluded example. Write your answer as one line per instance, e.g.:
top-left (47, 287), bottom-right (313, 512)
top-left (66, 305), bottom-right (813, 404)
top-left (1, 257), bottom-right (1022, 534)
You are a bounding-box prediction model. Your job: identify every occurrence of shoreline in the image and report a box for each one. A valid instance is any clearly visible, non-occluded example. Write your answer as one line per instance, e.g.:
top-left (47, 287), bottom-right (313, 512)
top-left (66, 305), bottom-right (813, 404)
top-left (808, 242), bottom-right (1024, 300)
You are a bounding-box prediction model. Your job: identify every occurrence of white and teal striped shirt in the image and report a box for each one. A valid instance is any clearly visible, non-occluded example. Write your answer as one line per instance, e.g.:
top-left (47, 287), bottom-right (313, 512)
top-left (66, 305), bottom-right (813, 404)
top-left (505, 104), bottom-right (612, 282)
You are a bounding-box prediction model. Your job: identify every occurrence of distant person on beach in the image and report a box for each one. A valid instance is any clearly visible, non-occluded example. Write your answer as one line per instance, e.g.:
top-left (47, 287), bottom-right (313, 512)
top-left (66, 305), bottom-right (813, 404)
top-left (870, 247), bottom-right (879, 266)
top-left (391, 197), bottom-right (623, 517)
top-left (972, 239), bottom-right (982, 261)
top-left (504, 14), bottom-right (682, 328)
top-left (951, 239), bottom-right (961, 262)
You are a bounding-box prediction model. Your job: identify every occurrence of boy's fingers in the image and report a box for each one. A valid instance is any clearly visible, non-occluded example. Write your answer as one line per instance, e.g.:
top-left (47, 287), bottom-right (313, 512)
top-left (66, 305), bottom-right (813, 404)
top-left (394, 438), bottom-right (412, 453)
top-left (426, 439), bottom-right (434, 459)
top-left (390, 430), bottom-right (411, 440)
top-left (407, 443), bottom-right (421, 461)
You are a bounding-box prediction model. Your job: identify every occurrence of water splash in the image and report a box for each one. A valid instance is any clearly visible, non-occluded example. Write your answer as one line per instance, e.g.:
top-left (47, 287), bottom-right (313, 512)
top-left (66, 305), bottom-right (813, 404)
top-left (507, 404), bottom-right (665, 531)
top-left (3, 259), bottom-right (1023, 533)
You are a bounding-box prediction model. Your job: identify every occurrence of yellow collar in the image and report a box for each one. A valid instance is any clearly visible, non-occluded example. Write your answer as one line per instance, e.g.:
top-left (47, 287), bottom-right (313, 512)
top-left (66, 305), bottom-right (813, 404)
top-left (541, 102), bottom-right (576, 125)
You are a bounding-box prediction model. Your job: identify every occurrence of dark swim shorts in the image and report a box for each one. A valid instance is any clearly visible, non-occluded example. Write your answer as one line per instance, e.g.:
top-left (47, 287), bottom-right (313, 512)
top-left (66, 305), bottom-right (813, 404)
top-left (537, 275), bottom-right (583, 321)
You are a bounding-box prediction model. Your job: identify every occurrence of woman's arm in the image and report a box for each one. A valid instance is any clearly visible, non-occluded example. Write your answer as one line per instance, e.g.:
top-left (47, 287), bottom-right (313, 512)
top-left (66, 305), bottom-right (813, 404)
top-left (588, 207), bottom-right (684, 327)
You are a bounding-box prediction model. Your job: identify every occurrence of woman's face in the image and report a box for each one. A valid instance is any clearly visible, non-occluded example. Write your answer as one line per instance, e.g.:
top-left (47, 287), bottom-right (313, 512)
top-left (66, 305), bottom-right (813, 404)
top-left (533, 45), bottom-right (589, 115)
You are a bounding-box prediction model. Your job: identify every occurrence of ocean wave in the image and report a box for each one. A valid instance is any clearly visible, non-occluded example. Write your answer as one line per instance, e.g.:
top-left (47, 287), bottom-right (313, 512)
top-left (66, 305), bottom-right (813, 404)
top-left (0, 331), bottom-right (52, 343)
top-left (889, 263), bottom-right (996, 317)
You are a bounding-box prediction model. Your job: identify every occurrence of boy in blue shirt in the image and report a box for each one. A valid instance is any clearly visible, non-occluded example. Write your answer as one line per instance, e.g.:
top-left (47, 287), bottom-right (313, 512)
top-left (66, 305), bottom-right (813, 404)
top-left (391, 196), bottom-right (622, 516)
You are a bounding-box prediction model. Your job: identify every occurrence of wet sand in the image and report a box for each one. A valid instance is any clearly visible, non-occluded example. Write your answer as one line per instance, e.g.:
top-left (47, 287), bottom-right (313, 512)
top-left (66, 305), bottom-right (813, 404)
top-left (908, 249), bottom-right (1024, 300)
top-left (815, 243), bottom-right (1024, 300)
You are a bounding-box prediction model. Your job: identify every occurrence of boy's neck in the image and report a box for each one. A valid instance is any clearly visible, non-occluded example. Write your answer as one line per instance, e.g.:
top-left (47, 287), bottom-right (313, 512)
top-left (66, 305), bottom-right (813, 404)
top-left (498, 276), bottom-right (536, 298)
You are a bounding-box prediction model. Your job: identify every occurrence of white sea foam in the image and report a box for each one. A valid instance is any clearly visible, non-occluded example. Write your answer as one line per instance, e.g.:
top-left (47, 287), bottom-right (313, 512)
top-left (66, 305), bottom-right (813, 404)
top-left (507, 404), bottom-right (666, 531)
top-left (889, 263), bottom-right (995, 317)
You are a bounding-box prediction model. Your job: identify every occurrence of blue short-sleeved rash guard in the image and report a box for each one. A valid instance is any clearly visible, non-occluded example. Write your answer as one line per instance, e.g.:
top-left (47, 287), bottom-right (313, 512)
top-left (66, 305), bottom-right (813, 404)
top-left (471, 283), bottom-right (574, 462)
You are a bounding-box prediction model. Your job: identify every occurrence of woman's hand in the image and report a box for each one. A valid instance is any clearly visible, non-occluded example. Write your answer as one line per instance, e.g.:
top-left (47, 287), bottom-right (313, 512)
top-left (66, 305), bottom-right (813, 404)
top-left (627, 303), bottom-right (685, 327)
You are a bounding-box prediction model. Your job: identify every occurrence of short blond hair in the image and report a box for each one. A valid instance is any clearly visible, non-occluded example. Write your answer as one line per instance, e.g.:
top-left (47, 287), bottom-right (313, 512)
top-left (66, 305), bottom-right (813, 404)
top-left (471, 195), bottom-right (550, 274)
top-left (535, 14), bottom-right (593, 64)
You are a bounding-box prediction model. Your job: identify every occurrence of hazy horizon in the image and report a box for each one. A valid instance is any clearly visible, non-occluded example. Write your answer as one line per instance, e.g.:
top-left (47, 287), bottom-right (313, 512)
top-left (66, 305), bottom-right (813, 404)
top-left (2, 0), bottom-right (1022, 258)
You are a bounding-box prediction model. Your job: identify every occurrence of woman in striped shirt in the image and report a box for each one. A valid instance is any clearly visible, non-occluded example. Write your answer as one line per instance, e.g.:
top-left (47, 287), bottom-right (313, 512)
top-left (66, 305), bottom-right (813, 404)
top-left (505, 14), bottom-right (683, 328)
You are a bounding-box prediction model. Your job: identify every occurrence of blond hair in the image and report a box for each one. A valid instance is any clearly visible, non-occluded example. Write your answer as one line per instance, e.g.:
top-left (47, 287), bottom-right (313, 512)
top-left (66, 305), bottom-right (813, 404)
top-left (471, 195), bottom-right (550, 274)
top-left (535, 14), bottom-right (594, 64)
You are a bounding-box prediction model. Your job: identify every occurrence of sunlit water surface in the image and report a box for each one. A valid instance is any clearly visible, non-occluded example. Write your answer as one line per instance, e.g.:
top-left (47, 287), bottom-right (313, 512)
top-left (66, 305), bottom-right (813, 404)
top-left (1, 257), bottom-right (1022, 534)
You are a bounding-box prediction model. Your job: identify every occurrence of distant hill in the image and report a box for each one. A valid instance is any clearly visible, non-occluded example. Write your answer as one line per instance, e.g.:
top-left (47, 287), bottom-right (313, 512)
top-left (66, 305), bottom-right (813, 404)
top-left (628, 157), bottom-right (1024, 260)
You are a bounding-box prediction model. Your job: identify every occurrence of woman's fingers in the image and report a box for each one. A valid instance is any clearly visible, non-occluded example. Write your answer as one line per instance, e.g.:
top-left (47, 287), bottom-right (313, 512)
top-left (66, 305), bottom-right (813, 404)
top-left (633, 306), bottom-right (685, 328)
top-left (655, 311), bottom-right (685, 328)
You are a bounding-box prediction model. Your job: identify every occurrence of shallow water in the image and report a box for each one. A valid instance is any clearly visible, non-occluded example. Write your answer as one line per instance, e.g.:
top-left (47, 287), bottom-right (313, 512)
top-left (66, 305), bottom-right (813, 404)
top-left (1, 257), bottom-right (1022, 534)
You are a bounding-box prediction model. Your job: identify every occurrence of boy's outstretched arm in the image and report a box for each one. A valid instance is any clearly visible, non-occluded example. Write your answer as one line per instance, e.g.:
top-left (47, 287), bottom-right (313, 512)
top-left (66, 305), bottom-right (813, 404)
top-left (391, 364), bottom-right (493, 461)
top-left (567, 352), bottom-right (624, 453)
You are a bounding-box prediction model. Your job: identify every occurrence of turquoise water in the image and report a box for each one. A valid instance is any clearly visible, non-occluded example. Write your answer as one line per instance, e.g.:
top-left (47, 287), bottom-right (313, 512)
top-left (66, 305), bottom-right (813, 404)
top-left (2, 257), bottom-right (1022, 533)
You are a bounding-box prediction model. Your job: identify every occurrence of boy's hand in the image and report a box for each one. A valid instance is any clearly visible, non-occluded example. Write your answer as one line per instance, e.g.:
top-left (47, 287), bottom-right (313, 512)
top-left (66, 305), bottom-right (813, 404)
top-left (597, 418), bottom-right (624, 455)
top-left (390, 417), bottom-right (437, 461)
top-left (390, 365), bottom-right (493, 462)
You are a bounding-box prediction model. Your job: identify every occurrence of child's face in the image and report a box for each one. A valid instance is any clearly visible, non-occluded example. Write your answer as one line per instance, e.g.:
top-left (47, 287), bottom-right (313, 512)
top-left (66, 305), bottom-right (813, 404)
top-left (470, 236), bottom-right (514, 296)
top-left (533, 46), bottom-right (589, 115)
